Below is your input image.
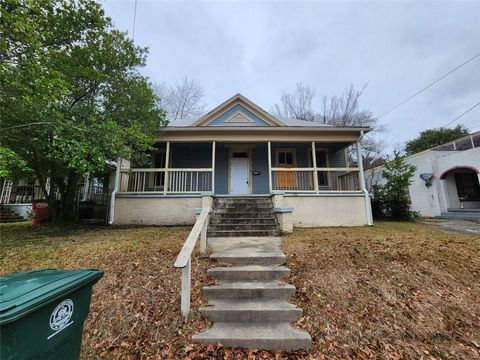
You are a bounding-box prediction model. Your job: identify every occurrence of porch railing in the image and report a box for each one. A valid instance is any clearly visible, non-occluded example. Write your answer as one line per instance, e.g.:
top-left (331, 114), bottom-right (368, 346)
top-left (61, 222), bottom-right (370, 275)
top-left (0, 183), bottom-right (46, 204)
top-left (120, 168), bottom-right (213, 194)
top-left (271, 167), bottom-right (361, 192)
top-left (174, 206), bottom-right (211, 320)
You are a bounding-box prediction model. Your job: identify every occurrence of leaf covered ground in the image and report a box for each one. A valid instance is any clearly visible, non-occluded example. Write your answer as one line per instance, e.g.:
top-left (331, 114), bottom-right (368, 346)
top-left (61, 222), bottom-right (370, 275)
top-left (1, 221), bottom-right (479, 359)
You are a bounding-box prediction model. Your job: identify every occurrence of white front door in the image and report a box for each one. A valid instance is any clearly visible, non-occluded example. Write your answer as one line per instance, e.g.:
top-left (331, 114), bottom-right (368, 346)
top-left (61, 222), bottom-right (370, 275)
top-left (230, 157), bottom-right (249, 194)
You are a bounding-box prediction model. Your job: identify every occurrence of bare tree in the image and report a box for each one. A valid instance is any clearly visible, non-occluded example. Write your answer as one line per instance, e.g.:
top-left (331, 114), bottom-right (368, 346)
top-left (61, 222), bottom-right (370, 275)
top-left (272, 83), bottom-right (386, 167)
top-left (272, 82), bottom-right (316, 121)
top-left (153, 77), bottom-right (207, 121)
top-left (321, 84), bottom-right (378, 128)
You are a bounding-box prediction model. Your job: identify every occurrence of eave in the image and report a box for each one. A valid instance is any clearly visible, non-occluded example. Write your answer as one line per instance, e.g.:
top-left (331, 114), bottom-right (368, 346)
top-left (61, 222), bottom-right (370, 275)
top-left (157, 126), bottom-right (371, 143)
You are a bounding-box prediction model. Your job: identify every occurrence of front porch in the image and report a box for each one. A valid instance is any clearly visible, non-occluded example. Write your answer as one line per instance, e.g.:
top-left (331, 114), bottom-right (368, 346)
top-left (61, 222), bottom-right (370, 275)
top-left (114, 140), bottom-right (372, 227)
top-left (119, 141), bottom-right (363, 195)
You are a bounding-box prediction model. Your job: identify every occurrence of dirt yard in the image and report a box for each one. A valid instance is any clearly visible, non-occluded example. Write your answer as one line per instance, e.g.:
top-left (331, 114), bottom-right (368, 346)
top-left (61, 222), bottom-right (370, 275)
top-left (1, 221), bottom-right (479, 359)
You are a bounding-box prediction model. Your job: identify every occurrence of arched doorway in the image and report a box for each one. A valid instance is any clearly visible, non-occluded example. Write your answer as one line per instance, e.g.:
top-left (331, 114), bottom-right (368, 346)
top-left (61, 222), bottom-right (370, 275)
top-left (440, 166), bottom-right (480, 210)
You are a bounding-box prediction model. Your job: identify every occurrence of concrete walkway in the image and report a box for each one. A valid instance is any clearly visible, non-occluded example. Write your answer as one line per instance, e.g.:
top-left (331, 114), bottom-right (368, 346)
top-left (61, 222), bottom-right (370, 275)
top-left (192, 236), bottom-right (311, 350)
top-left (423, 219), bottom-right (480, 236)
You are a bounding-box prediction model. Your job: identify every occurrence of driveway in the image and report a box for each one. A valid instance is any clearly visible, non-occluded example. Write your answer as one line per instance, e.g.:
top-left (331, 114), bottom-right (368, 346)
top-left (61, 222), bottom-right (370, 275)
top-left (423, 218), bottom-right (480, 236)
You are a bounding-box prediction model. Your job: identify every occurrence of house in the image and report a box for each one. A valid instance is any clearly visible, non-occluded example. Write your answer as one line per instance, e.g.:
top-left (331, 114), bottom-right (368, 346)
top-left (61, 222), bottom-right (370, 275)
top-left (110, 94), bottom-right (373, 230)
top-left (0, 177), bottom-right (110, 222)
top-left (365, 131), bottom-right (480, 219)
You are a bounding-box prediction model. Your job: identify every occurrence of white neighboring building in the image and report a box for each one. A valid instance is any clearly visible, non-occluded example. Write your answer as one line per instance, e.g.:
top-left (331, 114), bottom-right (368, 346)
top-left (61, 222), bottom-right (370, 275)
top-left (365, 132), bottom-right (480, 219)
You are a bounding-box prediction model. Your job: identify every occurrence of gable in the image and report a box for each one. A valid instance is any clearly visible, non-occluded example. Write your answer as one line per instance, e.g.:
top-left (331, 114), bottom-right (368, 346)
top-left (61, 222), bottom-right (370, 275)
top-left (206, 104), bottom-right (271, 127)
top-left (192, 94), bottom-right (285, 127)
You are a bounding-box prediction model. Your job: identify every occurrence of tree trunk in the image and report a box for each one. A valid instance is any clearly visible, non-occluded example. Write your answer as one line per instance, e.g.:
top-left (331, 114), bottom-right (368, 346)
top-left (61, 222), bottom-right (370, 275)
top-left (49, 172), bottom-right (80, 223)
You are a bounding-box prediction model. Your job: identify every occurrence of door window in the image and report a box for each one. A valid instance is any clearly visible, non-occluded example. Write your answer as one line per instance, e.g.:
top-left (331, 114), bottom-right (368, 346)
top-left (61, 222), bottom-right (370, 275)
top-left (153, 151), bottom-right (166, 187)
top-left (232, 152), bottom-right (248, 158)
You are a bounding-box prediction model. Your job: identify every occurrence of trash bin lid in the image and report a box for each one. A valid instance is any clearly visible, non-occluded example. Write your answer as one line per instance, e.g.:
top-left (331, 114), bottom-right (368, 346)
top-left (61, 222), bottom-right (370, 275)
top-left (0, 268), bottom-right (103, 325)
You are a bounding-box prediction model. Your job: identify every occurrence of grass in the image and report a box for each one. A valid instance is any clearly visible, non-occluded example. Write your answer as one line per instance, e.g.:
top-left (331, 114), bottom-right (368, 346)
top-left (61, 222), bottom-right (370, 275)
top-left (1, 221), bottom-right (479, 359)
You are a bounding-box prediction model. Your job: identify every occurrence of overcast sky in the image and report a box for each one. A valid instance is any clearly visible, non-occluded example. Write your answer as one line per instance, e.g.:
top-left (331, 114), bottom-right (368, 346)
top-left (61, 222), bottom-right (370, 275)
top-left (101, 0), bottom-right (480, 151)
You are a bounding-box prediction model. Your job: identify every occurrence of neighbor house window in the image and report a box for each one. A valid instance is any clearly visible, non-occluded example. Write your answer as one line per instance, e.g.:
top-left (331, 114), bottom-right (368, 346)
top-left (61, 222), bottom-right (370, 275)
top-left (152, 151), bottom-right (166, 188)
top-left (455, 173), bottom-right (480, 201)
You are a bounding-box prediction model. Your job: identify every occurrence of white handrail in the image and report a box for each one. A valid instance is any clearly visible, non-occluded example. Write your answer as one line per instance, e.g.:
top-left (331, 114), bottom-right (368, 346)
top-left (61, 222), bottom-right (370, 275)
top-left (174, 206), bottom-right (211, 320)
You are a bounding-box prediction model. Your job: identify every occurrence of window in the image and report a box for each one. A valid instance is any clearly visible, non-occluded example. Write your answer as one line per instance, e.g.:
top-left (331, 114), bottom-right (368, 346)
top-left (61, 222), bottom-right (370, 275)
top-left (152, 151), bottom-right (166, 187)
top-left (277, 150), bottom-right (295, 166)
top-left (455, 173), bottom-right (480, 201)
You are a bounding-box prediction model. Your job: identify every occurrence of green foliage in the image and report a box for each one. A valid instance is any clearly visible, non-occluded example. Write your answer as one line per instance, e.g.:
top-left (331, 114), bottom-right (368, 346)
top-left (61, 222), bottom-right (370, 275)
top-left (0, 0), bottom-right (167, 221)
top-left (371, 153), bottom-right (418, 221)
top-left (405, 125), bottom-right (469, 155)
top-left (0, 147), bottom-right (32, 179)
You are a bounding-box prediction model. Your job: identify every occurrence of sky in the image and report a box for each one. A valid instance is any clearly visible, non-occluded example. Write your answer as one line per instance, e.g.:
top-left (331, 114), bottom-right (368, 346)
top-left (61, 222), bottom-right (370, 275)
top-left (101, 0), bottom-right (480, 152)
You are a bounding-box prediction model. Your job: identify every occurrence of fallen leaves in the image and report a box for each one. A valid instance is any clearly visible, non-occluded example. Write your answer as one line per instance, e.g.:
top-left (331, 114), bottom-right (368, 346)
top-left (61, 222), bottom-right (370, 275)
top-left (1, 221), bottom-right (479, 359)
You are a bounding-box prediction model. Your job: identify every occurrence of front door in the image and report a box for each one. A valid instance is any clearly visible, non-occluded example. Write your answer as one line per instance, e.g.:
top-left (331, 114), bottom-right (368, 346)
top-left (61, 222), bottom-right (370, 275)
top-left (230, 152), bottom-right (250, 194)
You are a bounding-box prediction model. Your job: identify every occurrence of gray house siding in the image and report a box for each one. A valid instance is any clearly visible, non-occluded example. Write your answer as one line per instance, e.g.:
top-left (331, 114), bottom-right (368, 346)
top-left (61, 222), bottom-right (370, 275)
top-left (215, 145), bottom-right (229, 194)
top-left (207, 104), bottom-right (271, 127)
top-left (170, 143), bottom-right (212, 168)
top-left (252, 144), bottom-right (269, 194)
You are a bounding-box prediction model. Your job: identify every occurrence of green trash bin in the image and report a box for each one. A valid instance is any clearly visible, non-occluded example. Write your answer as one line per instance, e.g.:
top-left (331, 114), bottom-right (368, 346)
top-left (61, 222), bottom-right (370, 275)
top-left (0, 268), bottom-right (103, 360)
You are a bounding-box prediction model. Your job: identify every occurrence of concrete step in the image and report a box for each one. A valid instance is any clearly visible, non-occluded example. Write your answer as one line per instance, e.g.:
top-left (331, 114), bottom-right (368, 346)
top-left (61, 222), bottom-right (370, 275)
top-left (200, 300), bottom-right (302, 322)
top-left (203, 281), bottom-right (295, 300)
top-left (214, 199), bottom-right (272, 205)
top-left (213, 209), bottom-right (275, 216)
top-left (216, 203), bottom-right (273, 207)
top-left (440, 211), bottom-right (480, 220)
top-left (209, 230), bottom-right (281, 237)
top-left (192, 322), bottom-right (311, 350)
top-left (211, 252), bottom-right (287, 265)
top-left (208, 265), bottom-right (290, 281)
top-left (209, 217), bottom-right (277, 225)
top-left (0, 214), bottom-right (23, 219)
top-left (0, 218), bottom-right (25, 223)
top-left (209, 224), bottom-right (279, 231)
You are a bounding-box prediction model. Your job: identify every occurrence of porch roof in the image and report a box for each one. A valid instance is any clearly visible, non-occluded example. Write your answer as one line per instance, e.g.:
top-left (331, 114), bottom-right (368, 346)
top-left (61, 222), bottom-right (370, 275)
top-left (158, 125), bottom-right (370, 143)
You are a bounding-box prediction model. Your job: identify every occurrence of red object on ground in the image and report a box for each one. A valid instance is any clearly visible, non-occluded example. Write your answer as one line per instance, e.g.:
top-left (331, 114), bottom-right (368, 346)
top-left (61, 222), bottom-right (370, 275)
top-left (32, 200), bottom-right (49, 225)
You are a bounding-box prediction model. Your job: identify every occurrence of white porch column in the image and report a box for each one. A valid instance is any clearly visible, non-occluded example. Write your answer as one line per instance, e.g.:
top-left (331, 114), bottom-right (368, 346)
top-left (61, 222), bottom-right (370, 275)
top-left (211, 141), bottom-right (216, 194)
top-left (163, 141), bottom-right (170, 195)
top-left (356, 136), bottom-right (373, 225)
top-left (311, 141), bottom-right (319, 193)
top-left (268, 141), bottom-right (272, 194)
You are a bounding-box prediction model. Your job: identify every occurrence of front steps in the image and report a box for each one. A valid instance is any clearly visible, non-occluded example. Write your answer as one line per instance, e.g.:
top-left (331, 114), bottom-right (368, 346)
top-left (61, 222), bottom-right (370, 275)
top-left (192, 237), bottom-right (311, 350)
top-left (208, 197), bottom-right (281, 237)
top-left (0, 206), bottom-right (24, 223)
top-left (440, 208), bottom-right (480, 220)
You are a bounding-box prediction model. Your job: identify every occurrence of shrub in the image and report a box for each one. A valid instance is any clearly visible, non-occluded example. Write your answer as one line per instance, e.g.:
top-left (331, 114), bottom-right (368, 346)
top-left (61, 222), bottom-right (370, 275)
top-left (372, 153), bottom-right (417, 221)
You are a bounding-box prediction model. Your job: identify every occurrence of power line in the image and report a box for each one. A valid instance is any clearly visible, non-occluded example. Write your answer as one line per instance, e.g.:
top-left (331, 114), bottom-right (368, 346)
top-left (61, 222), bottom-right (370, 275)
top-left (132, 0), bottom-right (138, 40)
top-left (378, 51), bottom-right (480, 119)
top-left (389, 101), bottom-right (480, 145)
top-left (443, 101), bottom-right (480, 127)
